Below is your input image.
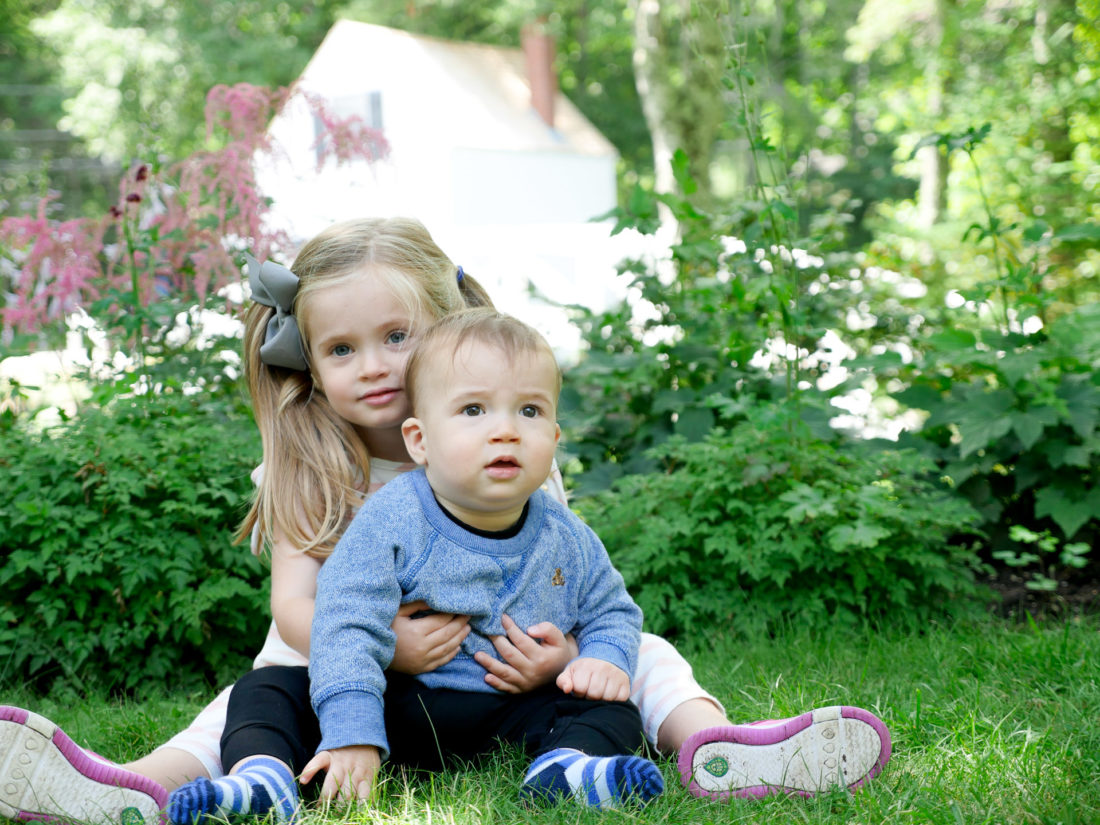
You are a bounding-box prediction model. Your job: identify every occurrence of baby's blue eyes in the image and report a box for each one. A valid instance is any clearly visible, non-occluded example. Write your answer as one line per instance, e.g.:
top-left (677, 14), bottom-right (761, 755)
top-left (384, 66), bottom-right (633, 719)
top-left (387, 331), bottom-right (408, 346)
top-left (332, 344), bottom-right (352, 357)
top-left (460, 404), bottom-right (541, 417)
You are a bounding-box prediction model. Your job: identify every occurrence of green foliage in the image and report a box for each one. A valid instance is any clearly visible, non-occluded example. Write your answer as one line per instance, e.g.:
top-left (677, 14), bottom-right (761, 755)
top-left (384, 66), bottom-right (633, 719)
top-left (995, 525), bottom-right (1091, 593)
top-left (910, 123), bottom-right (1100, 325)
top-left (0, 389), bottom-right (265, 695)
top-left (562, 181), bottom-right (782, 491)
top-left (576, 404), bottom-right (986, 637)
top-left (27, 0), bottom-right (343, 162)
top-left (563, 164), bottom-right (921, 495)
top-left (891, 302), bottom-right (1100, 574)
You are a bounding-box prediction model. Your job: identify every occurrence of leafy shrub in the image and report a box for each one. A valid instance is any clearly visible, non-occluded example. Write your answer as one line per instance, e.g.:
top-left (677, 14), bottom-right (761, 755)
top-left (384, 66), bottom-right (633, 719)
top-left (0, 390), bottom-right (265, 695)
top-left (563, 172), bottom-right (917, 495)
top-left (994, 526), bottom-right (1090, 593)
top-left (576, 404), bottom-right (987, 636)
top-left (890, 302), bottom-right (1100, 577)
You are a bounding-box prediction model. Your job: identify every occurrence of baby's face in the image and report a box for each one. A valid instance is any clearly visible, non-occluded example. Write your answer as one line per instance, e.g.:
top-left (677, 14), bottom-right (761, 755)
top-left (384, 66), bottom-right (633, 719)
top-left (402, 339), bottom-right (560, 531)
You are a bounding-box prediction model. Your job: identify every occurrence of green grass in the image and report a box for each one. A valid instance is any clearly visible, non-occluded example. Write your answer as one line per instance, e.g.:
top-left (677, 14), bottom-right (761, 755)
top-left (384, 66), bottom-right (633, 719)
top-left (5, 614), bottom-right (1098, 825)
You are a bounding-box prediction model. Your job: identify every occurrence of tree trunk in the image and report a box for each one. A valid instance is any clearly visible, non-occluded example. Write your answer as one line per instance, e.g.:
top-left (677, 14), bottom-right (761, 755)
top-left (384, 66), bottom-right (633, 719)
top-left (631, 0), bottom-right (677, 198)
top-left (917, 0), bottom-right (948, 227)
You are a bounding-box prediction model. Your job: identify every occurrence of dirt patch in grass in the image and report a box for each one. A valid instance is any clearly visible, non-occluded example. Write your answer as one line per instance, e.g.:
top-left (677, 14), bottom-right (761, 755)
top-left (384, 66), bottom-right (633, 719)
top-left (984, 569), bottom-right (1100, 620)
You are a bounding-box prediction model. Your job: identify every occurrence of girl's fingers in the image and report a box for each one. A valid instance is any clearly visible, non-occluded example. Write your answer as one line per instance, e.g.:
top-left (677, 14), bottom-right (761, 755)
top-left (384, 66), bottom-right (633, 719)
top-left (416, 612), bottom-right (466, 636)
top-left (428, 613), bottom-right (471, 643)
top-left (396, 599), bottom-right (431, 616)
top-left (397, 601), bottom-right (470, 639)
top-left (474, 650), bottom-right (522, 691)
top-left (427, 620), bottom-right (470, 665)
top-left (489, 632), bottom-right (525, 666)
top-left (525, 621), bottom-right (567, 646)
top-left (500, 614), bottom-right (539, 655)
top-left (483, 672), bottom-right (522, 693)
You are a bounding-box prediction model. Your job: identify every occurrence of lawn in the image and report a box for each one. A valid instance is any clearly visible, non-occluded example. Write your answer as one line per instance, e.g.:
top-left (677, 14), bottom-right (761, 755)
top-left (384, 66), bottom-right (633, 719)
top-left (4, 614), bottom-right (1098, 825)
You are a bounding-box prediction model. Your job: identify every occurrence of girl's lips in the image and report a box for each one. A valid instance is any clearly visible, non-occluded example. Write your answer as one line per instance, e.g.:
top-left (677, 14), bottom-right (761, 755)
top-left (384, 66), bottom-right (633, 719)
top-left (361, 388), bottom-right (400, 406)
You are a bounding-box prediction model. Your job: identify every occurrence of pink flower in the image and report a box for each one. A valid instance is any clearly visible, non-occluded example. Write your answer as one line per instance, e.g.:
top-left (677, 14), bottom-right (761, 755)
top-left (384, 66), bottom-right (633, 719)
top-left (2, 82), bottom-right (390, 345)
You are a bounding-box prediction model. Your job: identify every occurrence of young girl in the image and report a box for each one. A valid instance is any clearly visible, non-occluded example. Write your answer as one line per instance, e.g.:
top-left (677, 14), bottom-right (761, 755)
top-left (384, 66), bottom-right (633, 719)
top-left (0, 217), bottom-right (890, 824)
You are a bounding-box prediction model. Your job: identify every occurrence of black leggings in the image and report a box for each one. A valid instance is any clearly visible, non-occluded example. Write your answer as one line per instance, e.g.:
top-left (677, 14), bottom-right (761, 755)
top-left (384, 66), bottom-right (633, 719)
top-left (222, 666), bottom-right (644, 774)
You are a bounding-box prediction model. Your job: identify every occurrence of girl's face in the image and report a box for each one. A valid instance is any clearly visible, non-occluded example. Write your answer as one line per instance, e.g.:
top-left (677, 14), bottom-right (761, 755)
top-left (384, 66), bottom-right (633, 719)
top-left (303, 274), bottom-right (430, 460)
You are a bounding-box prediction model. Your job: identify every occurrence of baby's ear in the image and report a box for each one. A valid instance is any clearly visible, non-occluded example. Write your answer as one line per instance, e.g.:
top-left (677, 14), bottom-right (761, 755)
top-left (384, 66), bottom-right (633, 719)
top-left (401, 417), bottom-right (429, 465)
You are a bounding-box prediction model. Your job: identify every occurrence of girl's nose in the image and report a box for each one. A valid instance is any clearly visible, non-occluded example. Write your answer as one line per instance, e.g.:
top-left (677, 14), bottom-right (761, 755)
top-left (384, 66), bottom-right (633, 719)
top-left (358, 348), bottom-right (389, 378)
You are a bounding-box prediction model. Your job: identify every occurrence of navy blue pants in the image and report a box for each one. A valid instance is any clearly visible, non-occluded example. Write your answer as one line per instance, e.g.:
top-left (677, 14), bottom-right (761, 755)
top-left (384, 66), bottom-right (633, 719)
top-left (222, 665), bottom-right (644, 774)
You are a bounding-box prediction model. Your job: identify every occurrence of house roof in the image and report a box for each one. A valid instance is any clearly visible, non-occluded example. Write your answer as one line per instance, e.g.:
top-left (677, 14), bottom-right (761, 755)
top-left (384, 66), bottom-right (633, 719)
top-left (297, 19), bottom-right (618, 159)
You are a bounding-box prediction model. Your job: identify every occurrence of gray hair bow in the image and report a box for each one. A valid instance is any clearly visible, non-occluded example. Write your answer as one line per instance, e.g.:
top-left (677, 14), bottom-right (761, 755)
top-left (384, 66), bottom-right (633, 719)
top-left (246, 253), bottom-right (309, 371)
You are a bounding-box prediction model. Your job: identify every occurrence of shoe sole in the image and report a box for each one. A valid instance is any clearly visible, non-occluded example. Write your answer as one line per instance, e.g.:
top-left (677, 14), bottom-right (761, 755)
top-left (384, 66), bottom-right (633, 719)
top-left (677, 705), bottom-right (891, 800)
top-left (0, 706), bottom-right (167, 824)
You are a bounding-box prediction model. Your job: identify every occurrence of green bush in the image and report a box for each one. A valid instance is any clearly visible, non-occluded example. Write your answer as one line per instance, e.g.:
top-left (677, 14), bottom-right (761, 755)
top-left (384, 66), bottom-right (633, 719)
top-left (576, 404), bottom-right (987, 636)
top-left (889, 302), bottom-right (1100, 582)
top-left (0, 391), bottom-right (266, 695)
top-left (562, 166), bottom-right (924, 497)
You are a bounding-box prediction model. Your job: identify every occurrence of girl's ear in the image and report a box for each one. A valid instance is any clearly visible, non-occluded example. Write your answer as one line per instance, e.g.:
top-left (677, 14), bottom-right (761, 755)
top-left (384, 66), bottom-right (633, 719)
top-left (402, 417), bottom-right (428, 465)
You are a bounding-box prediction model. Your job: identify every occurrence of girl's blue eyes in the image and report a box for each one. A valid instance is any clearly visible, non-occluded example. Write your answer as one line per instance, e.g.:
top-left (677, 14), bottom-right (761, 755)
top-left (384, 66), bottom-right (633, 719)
top-left (329, 331), bottom-right (408, 357)
top-left (462, 405), bottom-right (483, 416)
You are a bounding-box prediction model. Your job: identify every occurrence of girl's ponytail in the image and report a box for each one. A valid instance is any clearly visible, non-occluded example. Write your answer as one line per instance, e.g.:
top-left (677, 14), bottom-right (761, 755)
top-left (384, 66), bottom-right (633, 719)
top-left (456, 267), bottom-right (493, 309)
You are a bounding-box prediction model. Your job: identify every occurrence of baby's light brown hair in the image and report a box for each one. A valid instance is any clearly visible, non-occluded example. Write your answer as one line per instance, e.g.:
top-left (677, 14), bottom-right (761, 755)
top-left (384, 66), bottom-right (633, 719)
top-left (404, 308), bottom-right (562, 417)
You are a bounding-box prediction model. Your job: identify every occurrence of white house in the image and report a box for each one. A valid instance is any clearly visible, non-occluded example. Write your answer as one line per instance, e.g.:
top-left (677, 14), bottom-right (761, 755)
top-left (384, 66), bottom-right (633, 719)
top-left (257, 20), bottom-right (632, 355)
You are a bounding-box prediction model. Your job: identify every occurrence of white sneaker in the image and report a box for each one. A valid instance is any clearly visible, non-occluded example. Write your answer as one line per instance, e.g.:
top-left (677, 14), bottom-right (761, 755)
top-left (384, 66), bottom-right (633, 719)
top-left (677, 705), bottom-right (891, 800)
top-left (0, 706), bottom-right (167, 824)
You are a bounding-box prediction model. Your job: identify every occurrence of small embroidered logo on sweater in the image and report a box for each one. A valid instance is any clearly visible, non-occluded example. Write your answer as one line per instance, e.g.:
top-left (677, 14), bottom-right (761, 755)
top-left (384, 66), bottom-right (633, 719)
top-left (551, 567), bottom-right (565, 586)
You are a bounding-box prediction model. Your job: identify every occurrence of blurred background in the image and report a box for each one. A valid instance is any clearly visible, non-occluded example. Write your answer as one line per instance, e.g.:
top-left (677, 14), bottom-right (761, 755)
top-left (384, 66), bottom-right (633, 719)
top-left (4, 0), bottom-right (1096, 361)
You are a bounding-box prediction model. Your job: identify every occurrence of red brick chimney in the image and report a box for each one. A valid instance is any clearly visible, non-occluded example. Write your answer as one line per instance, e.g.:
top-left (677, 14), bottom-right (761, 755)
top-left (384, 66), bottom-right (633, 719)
top-left (522, 21), bottom-right (556, 128)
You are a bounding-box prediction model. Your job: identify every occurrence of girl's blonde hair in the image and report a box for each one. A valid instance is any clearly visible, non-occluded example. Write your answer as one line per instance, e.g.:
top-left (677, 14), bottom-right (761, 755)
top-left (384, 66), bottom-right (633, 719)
top-left (237, 217), bottom-right (493, 558)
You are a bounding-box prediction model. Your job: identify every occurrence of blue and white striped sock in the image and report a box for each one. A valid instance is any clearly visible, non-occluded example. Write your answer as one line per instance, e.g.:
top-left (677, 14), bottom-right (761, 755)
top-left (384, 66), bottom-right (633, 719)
top-left (520, 747), bottom-right (665, 808)
top-left (166, 756), bottom-right (299, 824)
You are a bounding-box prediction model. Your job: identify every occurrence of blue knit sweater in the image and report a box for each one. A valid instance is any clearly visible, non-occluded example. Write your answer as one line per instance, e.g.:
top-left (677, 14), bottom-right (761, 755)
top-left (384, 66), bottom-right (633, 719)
top-left (309, 468), bottom-right (642, 758)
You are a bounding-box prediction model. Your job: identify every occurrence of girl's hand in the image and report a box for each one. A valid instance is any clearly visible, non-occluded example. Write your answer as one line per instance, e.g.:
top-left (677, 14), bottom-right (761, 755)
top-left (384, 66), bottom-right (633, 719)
top-left (474, 615), bottom-right (579, 693)
top-left (300, 745), bottom-right (380, 802)
top-left (557, 657), bottom-right (631, 702)
top-left (389, 600), bottom-right (471, 675)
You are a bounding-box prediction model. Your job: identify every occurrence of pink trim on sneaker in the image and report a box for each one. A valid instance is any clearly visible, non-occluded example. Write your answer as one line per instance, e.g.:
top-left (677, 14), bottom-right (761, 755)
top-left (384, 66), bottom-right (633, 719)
top-left (0, 706), bottom-right (168, 825)
top-left (677, 705), bottom-right (891, 801)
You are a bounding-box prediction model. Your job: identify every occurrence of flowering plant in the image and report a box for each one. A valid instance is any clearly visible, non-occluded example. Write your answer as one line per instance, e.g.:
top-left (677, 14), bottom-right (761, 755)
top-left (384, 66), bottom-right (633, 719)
top-left (1, 83), bottom-right (387, 396)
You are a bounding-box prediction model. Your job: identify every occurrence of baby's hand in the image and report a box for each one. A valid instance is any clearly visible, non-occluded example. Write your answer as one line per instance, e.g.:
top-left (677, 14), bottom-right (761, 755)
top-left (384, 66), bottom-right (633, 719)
top-left (474, 615), bottom-right (579, 693)
top-left (556, 657), bottom-right (631, 702)
top-left (300, 745), bottom-right (380, 802)
top-left (390, 600), bottom-right (471, 675)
